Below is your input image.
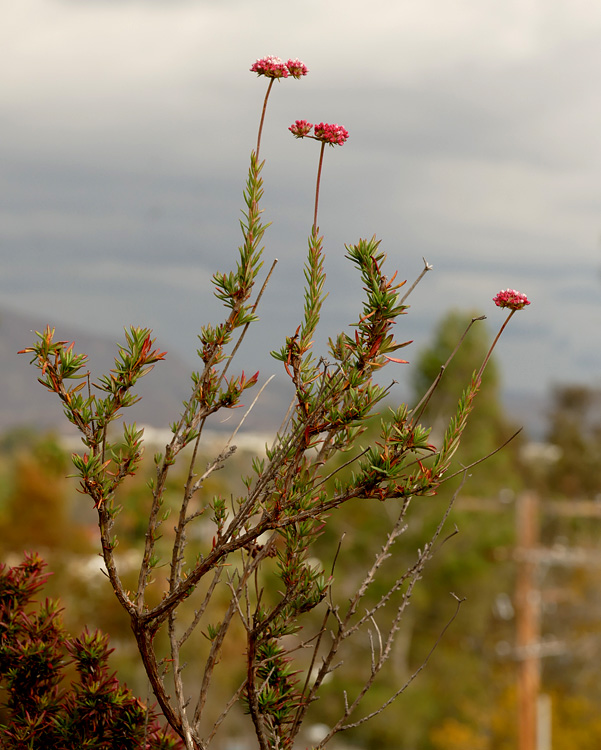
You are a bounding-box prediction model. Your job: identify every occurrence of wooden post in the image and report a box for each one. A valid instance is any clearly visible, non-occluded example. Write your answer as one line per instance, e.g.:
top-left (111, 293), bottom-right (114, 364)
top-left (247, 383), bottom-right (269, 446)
top-left (515, 491), bottom-right (540, 750)
top-left (537, 694), bottom-right (552, 750)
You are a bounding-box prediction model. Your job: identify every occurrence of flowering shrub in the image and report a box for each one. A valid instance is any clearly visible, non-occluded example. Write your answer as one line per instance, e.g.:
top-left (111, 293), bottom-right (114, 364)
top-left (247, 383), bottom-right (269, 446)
top-left (0, 553), bottom-right (182, 749)
top-left (19, 57), bottom-right (530, 750)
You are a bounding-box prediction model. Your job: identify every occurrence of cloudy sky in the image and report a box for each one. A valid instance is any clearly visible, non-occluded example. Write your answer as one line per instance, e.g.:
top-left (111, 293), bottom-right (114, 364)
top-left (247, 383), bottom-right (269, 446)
top-left (2, 0), bottom-right (600, 417)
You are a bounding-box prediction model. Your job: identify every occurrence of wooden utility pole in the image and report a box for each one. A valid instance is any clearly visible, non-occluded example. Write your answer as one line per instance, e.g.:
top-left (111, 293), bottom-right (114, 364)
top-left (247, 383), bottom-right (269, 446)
top-left (458, 491), bottom-right (601, 747)
top-left (515, 491), bottom-right (540, 750)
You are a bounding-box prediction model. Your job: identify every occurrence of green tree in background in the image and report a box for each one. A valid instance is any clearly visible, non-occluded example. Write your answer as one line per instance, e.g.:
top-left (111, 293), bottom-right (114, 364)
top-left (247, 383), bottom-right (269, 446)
top-left (0, 432), bottom-right (86, 554)
top-left (295, 309), bottom-right (524, 748)
top-left (404, 309), bottom-right (522, 747)
top-left (544, 384), bottom-right (601, 498)
top-left (410, 314), bottom-right (601, 748)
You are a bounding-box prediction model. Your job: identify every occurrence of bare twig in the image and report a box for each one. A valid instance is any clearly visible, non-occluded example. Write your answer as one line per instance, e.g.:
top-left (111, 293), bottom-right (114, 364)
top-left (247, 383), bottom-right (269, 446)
top-left (332, 593), bottom-right (465, 738)
top-left (412, 315), bottom-right (486, 422)
top-left (400, 256), bottom-right (433, 304)
top-left (221, 374), bottom-right (276, 454)
top-left (440, 427), bottom-right (523, 484)
top-left (312, 474), bottom-right (468, 747)
top-left (168, 612), bottom-right (196, 750)
top-left (221, 258), bottom-right (279, 383)
top-left (204, 680), bottom-right (247, 745)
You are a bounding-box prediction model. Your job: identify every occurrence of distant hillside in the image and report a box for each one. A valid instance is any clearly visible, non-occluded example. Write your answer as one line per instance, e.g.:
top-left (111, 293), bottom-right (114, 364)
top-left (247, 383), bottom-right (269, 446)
top-left (0, 307), bottom-right (545, 440)
top-left (0, 307), bottom-right (195, 433)
top-left (0, 307), bottom-right (294, 437)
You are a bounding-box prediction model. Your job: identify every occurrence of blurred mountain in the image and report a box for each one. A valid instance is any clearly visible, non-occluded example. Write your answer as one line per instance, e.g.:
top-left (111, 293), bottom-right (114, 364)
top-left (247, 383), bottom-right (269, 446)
top-left (0, 307), bottom-right (293, 437)
top-left (0, 307), bottom-right (545, 439)
top-left (0, 307), bottom-right (190, 433)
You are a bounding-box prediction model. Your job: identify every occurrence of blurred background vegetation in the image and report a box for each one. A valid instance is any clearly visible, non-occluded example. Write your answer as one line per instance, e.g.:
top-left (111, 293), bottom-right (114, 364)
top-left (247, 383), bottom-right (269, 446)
top-left (2, 309), bottom-right (601, 749)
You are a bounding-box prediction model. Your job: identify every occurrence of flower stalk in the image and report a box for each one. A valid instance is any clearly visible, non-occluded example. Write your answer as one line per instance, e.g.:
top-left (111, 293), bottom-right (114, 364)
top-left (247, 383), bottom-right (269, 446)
top-left (251, 56), bottom-right (308, 158)
top-left (477, 289), bottom-right (531, 382)
top-left (313, 141), bottom-right (325, 232)
top-left (289, 119), bottom-right (349, 232)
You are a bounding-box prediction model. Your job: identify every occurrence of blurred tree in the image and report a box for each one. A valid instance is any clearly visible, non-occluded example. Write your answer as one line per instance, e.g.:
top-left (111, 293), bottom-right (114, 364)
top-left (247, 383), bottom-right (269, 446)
top-left (411, 309), bottom-right (523, 496)
top-left (296, 309), bottom-right (525, 748)
top-left (401, 309), bottom-right (523, 747)
top-left (544, 384), bottom-right (601, 498)
top-left (430, 716), bottom-right (489, 750)
top-left (0, 433), bottom-right (85, 554)
top-left (550, 691), bottom-right (601, 749)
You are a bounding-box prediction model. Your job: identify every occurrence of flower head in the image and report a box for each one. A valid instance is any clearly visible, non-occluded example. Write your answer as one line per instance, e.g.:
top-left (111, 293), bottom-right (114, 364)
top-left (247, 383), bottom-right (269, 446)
top-left (493, 289), bottom-right (531, 311)
top-left (289, 119), bottom-right (313, 138)
top-left (250, 56), bottom-right (289, 79)
top-left (313, 122), bottom-right (349, 146)
top-left (286, 58), bottom-right (309, 78)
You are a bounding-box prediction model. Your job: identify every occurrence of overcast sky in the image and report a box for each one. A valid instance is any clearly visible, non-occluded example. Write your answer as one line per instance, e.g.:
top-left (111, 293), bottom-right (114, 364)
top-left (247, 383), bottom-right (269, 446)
top-left (2, 0), bottom-right (600, 414)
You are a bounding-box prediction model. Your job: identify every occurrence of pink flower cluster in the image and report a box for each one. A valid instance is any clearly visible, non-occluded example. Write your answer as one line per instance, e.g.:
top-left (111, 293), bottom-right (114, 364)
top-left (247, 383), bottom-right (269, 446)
top-left (288, 120), bottom-right (350, 146)
top-left (286, 58), bottom-right (309, 79)
top-left (289, 119), bottom-right (313, 138)
top-left (314, 122), bottom-right (349, 146)
top-left (493, 289), bottom-right (531, 310)
top-left (250, 56), bottom-right (308, 79)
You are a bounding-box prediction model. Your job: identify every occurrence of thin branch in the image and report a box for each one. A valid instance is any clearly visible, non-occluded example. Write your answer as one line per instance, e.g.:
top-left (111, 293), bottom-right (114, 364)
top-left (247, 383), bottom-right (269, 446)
top-left (221, 374), bottom-right (276, 454)
top-left (193, 552), bottom-right (262, 727)
top-left (313, 473), bottom-right (469, 747)
top-left (204, 680), bottom-right (247, 745)
top-left (314, 446), bottom-right (370, 489)
top-left (177, 565), bottom-right (225, 649)
top-left (221, 258), bottom-right (279, 383)
top-left (168, 611), bottom-right (195, 750)
top-left (412, 315), bottom-right (486, 422)
top-left (368, 614), bottom-right (383, 666)
top-left (246, 633), bottom-right (270, 750)
top-left (440, 427), bottom-right (523, 484)
top-left (291, 605), bottom-right (332, 736)
top-left (303, 501), bottom-right (411, 708)
top-left (190, 445), bottom-right (237, 496)
top-left (475, 308), bottom-right (516, 382)
top-left (336, 594), bottom-right (465, 737)
top-left (170, 419), bottom-right (208, 595)
top-left (274, 394), bottom-right (297, 448)
top-left (399, 257), bottom-right (433, 304)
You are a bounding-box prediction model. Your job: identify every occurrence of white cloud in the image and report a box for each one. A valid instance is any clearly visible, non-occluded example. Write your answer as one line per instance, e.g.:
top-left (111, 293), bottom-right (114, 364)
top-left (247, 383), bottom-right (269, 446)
top-left (5, 0), bottom-right (601, 108)
top-left (393, 155), bottom-right (600, 263)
